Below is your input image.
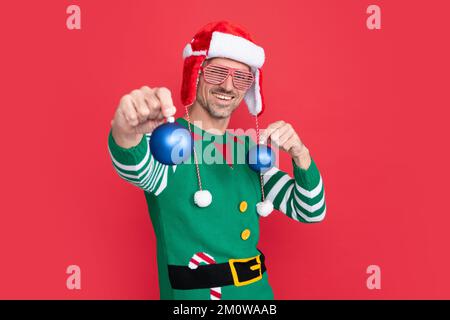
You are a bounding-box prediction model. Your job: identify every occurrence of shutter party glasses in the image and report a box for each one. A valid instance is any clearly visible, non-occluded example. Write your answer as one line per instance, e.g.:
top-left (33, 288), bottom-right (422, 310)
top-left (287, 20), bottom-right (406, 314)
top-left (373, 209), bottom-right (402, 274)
top-left (200, 64), bottom-right (255, 91)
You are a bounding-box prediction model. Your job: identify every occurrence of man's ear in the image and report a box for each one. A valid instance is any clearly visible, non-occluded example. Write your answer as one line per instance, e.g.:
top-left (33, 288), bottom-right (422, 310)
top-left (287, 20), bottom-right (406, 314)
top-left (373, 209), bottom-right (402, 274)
top-left (201, 58), bottom-right (209, 67)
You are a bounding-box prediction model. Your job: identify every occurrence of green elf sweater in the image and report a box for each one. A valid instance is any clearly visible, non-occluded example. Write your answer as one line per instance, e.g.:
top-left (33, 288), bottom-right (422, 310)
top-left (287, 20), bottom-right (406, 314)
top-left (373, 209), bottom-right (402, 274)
top-left (107, 117), bottom-right (326, 300)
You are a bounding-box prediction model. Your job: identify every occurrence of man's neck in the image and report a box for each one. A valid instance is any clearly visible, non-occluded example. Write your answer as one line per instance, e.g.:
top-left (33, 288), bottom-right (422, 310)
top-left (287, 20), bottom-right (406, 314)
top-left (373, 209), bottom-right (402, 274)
top-left (183, 102), bottom-right (230, 135)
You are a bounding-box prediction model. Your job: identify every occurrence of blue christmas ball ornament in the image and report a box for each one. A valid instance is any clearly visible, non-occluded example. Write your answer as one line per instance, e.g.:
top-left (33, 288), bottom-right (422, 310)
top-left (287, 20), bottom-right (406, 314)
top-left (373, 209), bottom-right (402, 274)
top-left (247, 144), bottom-right (276, 173)
top-left (149, 118), bottom-right (193, 165)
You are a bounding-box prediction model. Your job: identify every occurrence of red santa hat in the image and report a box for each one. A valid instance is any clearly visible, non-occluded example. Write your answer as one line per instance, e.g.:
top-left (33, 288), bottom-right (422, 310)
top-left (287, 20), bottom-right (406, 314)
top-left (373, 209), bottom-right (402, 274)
top-left (181, 21), bottom-right (273, 217)
top-left (181, 21), bottom-right (266, 116)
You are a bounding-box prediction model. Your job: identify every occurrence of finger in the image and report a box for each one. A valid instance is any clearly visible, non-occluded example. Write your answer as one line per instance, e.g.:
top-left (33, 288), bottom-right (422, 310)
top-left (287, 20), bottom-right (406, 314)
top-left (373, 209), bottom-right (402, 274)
top-left (267, 123), bottom-right (291, 147)
top-left (268, 123), bottom-right (289, 144)
top-left (143, 90), bottom-right (164, 120)
top-left (283, 135), bottom-right (298, 153)
top-left (134, 117), bottom-right (165, 135)
top-left (121, 95), bottom-right (139, 127)
top-left (154, 87), bottom-right (176, 118)
top-left (141, 86), bottom-right (160, 117)
top-left (130, 89), bottom-right (150, 122)
top-left (277, 125), bottom-right (295, 147)
top-left (260, 120), bottom-right (285, 144)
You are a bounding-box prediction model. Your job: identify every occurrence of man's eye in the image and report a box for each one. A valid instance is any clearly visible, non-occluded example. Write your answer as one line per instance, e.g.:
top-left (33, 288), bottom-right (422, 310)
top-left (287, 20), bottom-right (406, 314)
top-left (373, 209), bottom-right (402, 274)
top-left (211, 67), bottom-right (228, 74)
top-left (235, 72), bottom-right (252, 81)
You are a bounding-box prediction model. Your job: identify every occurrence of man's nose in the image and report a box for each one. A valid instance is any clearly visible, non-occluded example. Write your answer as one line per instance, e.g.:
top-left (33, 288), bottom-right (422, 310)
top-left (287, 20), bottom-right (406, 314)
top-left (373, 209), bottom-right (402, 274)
top-left (220, 74), bottom-right (234, 91)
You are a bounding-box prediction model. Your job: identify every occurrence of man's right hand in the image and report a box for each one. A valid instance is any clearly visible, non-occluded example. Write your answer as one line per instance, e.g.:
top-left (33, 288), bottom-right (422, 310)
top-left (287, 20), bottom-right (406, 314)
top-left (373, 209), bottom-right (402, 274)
top-left (111, 86), bottom-right (176, 148)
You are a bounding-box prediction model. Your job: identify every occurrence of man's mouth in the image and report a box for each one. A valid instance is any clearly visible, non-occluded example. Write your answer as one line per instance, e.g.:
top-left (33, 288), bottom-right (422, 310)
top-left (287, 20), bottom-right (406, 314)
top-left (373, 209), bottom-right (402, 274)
top-left (212, 91), bottom-right (235, 102)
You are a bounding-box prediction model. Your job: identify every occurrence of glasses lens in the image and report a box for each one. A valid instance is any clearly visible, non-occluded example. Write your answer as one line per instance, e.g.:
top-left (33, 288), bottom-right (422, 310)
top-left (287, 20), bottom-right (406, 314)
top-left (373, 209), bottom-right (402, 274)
top-left (204, 65), bottom-right (229, 84)
top-left (233, 70), bottom-right (254, 90)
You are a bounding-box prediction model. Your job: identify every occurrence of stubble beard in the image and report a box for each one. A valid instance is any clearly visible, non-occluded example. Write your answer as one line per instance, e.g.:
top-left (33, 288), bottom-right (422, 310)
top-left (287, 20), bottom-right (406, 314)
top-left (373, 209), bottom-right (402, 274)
top-left (198, 95), bottom-right (239, 119)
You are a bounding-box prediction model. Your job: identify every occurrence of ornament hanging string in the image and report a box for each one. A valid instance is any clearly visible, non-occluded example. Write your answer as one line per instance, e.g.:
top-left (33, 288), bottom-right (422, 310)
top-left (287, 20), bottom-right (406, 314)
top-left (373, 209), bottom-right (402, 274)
top-left (255, 114), bottom-right (266, 202)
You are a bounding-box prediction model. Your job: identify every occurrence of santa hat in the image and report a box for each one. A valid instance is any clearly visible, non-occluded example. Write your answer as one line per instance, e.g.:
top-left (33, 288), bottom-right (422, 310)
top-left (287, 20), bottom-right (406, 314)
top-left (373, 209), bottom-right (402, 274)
top-left (181, 21), bottom-right (273, 217)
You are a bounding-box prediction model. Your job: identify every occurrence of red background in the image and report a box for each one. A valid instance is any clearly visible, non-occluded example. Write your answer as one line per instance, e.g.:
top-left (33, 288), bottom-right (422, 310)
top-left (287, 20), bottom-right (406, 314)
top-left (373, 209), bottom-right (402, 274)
top-left (1, 0), bottom-right (449, 299)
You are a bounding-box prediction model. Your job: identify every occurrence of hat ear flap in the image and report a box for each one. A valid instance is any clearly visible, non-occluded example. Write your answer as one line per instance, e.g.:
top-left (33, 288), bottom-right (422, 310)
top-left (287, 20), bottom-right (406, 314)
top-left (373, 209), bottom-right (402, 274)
top-left (181, 55), bottom-right (206, 107)
top-left (244, 68), bottom-right (264, 116)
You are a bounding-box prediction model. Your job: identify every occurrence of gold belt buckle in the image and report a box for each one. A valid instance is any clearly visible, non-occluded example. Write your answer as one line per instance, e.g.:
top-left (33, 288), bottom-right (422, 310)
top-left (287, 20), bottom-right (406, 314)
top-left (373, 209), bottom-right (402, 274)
top-left (228, 254), bottom-right (262, 287)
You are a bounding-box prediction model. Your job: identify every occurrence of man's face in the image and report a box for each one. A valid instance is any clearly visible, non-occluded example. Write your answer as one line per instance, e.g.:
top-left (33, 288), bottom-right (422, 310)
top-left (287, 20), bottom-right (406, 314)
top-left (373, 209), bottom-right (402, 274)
top-left (195, 57), bottom-right (251, 119)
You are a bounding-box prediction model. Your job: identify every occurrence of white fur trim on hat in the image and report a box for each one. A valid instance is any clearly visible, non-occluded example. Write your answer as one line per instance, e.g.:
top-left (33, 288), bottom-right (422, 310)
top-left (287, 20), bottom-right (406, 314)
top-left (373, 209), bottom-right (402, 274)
top-left (244, 68), bottom-right (262, 116)
top-left (194, 190), bottom-right (212, 207)
top-left (207, 31), bottom-right (265, 68)
top-left (256, 199), bottom-right (274, 217)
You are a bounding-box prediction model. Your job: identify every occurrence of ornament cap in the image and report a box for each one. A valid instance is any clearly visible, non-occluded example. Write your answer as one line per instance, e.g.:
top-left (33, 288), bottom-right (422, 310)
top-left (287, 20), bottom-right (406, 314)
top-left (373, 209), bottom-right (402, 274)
top-left (256, 199), bottom-right (274, 217)
top-left (194, 190), bottom-right (212, 208)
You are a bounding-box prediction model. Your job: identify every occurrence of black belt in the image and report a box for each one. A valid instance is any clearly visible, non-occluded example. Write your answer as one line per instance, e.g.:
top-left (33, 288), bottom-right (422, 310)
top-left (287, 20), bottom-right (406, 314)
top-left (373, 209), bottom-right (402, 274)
top-left (168, 251), bottom-right (266, 290)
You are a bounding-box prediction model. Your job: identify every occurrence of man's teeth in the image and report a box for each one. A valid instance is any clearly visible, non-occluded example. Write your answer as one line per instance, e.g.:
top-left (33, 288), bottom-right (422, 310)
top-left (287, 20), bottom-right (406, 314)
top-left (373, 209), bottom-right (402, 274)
top-left (213, 93), bottom-right (233, 100)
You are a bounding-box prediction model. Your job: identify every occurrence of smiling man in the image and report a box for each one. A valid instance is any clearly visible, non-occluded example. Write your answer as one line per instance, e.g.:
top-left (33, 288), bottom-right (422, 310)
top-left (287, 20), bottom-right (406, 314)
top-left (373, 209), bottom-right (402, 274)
top-left (107, 21), bottom-right (327, 300)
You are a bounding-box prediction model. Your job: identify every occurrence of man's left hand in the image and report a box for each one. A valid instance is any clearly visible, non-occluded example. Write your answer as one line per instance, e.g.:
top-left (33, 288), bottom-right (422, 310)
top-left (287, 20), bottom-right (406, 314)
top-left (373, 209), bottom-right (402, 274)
top-left (260, 120), bottom-right (312, 170)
